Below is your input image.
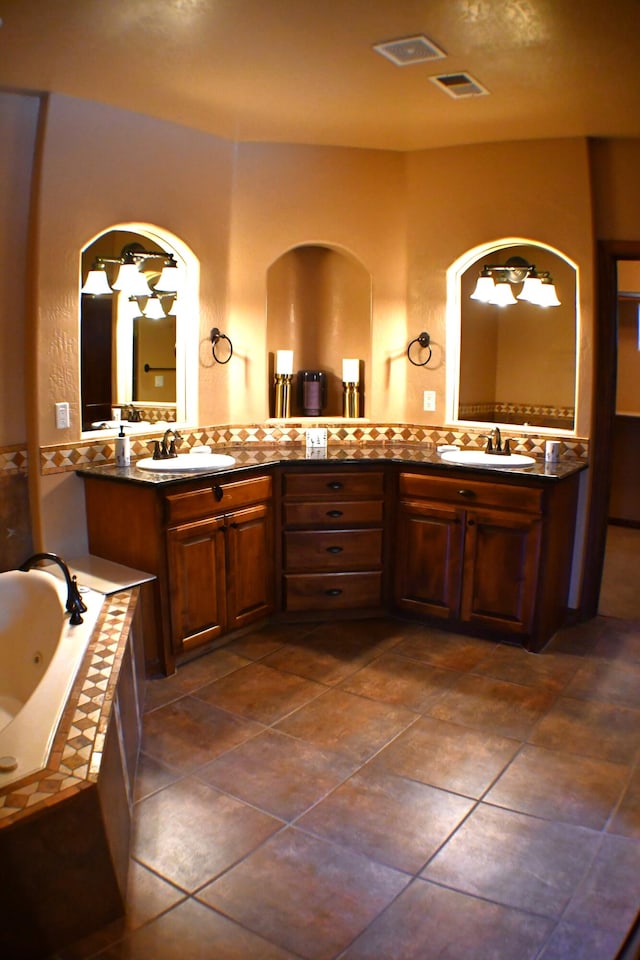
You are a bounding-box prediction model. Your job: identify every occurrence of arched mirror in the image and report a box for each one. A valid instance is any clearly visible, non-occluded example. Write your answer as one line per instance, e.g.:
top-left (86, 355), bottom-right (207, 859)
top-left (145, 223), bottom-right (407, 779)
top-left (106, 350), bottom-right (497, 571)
top-left (446, 239), bottom-right (578, 433)
top-left (79, 223), bottom-right (199, 434)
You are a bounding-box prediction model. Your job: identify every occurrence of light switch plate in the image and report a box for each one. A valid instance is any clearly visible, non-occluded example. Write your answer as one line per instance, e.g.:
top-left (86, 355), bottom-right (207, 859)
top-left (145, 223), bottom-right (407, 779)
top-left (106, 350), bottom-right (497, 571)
top-left (55, 401), bottom-right (70, 429)
top-left (306, 427), bottom-right (327, 449)
top-left (423, 390), bottom-right (436, 412)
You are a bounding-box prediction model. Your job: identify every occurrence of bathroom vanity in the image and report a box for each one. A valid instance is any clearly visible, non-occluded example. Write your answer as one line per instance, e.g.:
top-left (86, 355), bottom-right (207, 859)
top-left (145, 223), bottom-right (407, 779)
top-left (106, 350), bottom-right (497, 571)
top-left (78, 447), bottom-right (586, 674)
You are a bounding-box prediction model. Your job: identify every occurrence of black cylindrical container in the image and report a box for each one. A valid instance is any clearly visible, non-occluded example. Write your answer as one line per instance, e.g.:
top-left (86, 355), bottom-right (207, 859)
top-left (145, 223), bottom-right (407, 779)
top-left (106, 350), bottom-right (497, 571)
top-left (299, 370), bottom-right (326, 416)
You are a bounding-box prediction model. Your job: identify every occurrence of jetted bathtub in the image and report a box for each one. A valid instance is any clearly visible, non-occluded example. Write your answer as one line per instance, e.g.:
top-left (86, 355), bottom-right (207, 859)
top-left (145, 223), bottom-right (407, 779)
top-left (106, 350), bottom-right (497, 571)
top-left (0, 567), bottom-right (104, 788)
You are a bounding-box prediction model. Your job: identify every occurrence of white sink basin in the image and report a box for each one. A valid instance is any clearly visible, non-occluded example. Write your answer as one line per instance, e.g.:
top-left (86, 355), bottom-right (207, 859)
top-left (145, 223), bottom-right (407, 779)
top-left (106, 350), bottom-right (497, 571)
top-left (136, 453), bottom-right (236, 472)
top-left (440, 450), bottom-right (536, 468)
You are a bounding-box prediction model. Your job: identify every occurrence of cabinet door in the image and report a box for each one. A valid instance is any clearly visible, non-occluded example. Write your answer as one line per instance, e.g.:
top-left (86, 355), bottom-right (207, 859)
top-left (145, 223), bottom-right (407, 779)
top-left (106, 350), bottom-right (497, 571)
top-left (167, 516), bottom-right (228, 652)
top-left (461, 507), bottom-right (541, 635)
top-left (394, 499), bottom-right (464, 619)
top-left (226, 503), bottom-right (275, 629)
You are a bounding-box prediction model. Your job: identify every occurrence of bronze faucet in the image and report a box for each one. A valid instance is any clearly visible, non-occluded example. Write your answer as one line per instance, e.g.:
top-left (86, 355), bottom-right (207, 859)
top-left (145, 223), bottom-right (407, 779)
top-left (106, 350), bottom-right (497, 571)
top-left (479, 427), bottom-right (516, 455)
top-left (153, 428), bottom-right (183, 460)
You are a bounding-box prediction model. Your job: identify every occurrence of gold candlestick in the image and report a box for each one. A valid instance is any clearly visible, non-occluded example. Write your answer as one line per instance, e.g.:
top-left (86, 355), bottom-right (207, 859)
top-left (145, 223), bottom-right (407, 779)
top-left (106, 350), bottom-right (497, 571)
top-left (342, 381), bottom-right (359, 418)
top-left (274, 373), bottom-right (292, 418)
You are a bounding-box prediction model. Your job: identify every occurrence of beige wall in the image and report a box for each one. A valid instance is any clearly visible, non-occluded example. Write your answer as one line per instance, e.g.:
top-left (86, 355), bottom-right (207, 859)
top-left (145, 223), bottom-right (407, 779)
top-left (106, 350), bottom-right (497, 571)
top-left (0, 92), bottom-right (40, 446)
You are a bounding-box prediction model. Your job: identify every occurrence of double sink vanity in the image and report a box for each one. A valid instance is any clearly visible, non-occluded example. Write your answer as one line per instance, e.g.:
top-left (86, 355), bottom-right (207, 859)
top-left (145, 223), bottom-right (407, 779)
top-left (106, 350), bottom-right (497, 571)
top-left (77, 443), bottom-right (586, 676)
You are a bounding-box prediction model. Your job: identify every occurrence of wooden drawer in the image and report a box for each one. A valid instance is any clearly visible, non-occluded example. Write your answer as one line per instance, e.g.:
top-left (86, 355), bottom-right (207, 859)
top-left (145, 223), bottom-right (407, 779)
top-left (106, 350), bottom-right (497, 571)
top-left (283, 499), bottom-right (383, 528)
top-left (284, 571), bottom-right (382, 611)
top-left (398, 472), bottom-right (543, 514)
top-left (283, 471), bottom-right (384, 499)
top-left (165, 475), bottom-right (272, 525)
top-left (284, 529), bottom-right (383, 571)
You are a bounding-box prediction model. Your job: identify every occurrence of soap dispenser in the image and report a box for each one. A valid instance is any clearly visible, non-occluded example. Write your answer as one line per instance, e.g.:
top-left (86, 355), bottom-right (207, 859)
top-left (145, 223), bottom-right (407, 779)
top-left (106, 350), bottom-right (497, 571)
top-left (115, 425), bottom-right (131, 467)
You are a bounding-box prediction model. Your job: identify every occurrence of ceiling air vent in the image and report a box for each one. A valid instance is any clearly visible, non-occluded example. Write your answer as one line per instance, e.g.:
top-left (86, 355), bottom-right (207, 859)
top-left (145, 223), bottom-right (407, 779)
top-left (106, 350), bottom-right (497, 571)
top-left (430, 72), bottom-right (489, 99)
top-left (373, 35), bottom-right (446, 66)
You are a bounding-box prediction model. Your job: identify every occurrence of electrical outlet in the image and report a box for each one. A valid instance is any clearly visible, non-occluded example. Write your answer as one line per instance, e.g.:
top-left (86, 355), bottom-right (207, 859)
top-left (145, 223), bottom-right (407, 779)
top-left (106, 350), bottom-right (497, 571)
top-left (423, 390), bottom-right (436, 412)
top-left (55, 401), bottom-right (70, 429)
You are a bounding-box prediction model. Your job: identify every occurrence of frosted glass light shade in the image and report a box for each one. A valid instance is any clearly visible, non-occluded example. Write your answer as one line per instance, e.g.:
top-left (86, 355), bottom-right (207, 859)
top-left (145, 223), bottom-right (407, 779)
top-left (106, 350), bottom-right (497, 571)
top-left (81, 267), bottom-right (112, 295)
top-left (470, 275), bottom-right (495, 302)
top-left (276, 350), bottom-right (293, 375)
top-left (517, 276), bottom-right (543, 302)
top-left (143, 296), bottom-right (166, 320)
top-left (536, 282), bottom-right (561, 307)
top-left (490, 281), bottom-right (518, 306)
top-left (155, 262), bottom-right (180, 293)
top-left (112, 262), bottom-right (151, 296)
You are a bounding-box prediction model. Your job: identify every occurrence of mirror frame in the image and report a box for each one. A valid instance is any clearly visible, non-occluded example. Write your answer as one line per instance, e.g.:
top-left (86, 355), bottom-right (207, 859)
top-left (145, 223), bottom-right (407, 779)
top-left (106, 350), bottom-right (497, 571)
top-left (445, 236), bottom-right (581, 437)
top-left (79, 222), bottom-right (200, 438)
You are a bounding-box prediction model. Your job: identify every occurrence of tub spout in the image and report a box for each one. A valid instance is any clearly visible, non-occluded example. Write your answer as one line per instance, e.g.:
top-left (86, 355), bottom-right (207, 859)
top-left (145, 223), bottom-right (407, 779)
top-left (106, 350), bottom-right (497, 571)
top-left (18, 553), bottom-right (87, 625)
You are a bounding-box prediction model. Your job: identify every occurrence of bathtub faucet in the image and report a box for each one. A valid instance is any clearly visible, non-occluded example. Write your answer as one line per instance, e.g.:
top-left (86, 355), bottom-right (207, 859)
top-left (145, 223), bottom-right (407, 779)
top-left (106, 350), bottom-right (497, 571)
top-left (18, 553), bottom-right (88, 625)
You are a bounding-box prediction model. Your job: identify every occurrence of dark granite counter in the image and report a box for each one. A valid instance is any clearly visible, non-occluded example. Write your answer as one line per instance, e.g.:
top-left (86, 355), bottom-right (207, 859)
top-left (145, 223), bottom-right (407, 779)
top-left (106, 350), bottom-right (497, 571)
top-left (76, 443), bottom-right (588, 486)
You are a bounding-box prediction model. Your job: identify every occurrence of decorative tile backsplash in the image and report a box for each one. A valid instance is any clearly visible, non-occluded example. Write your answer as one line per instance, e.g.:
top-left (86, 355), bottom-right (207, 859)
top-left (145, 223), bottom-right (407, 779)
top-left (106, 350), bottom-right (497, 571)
top-left (0, 422), bottom-right (589, 482)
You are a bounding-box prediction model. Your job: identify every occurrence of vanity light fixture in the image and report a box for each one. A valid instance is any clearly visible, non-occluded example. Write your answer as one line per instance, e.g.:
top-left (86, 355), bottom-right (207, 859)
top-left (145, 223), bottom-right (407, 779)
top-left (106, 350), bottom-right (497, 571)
top-left (470, 256), bottom-right (561, 307)
top-left (81, 243), bottom-right (180, 298)
top-left (141, 294), bottom-right (167, 320)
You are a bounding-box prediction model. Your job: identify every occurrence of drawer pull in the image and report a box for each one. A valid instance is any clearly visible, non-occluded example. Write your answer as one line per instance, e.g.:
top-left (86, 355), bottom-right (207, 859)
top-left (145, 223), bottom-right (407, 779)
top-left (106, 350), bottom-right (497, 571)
top-left (457, 489), bottom-right (475, 498)
top-left (213, 484), bottom-right (224, 502)
top-left (327, 545), bottom-right (343, 554)
top-left (325, 588), bottom-right (343, 597)
top-left (327, 510), bottom-right (343, 518)
top-left (327, 481), bottom-right (343, 490)
top-left (467, 519), bottom-right (475, 527)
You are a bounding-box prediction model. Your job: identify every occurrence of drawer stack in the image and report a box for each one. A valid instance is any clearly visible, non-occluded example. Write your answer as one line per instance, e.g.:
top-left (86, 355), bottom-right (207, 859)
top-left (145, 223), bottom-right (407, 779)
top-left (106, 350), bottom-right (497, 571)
top-left (280, 468), bottom-right (385, 614)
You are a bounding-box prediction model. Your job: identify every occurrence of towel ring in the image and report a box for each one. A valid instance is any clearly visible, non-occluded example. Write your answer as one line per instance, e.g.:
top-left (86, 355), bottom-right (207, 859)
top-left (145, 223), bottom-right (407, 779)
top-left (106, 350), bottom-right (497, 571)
top-left (407, 331), bottom-right (432, 367)
top-left (210, 327), bottom-right (233, 364)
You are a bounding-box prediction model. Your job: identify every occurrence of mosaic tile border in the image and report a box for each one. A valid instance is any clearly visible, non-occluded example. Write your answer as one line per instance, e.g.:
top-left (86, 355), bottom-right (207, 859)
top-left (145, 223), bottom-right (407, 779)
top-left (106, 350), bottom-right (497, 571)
top-left (0, 444), bottom-right (28, 474)
top-left (36, 422), bottom-right (590, 475)
top-left (0, 590), bottom-right (137, 826)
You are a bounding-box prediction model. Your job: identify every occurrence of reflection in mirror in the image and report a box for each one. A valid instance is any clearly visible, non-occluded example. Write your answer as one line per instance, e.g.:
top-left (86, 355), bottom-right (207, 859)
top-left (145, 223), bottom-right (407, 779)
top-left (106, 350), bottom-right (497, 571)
top-left (80, 227), bottom-right (190, 432)
top-left (449, 241), bottom-right (578, 433)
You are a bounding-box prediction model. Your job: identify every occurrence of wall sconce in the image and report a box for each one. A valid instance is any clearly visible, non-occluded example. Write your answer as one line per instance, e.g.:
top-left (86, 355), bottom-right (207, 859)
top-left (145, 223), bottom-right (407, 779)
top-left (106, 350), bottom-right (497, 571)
top-left (342, 358), bottom-right (360, 417)
top-left (470, 256), bottom-right (561, 307)
top-left (81, 243), bottom-right (180, 299)
top-left (210, 327), bottom-right (233, 364)
top-left (274, 350), bottom-right (293, 417)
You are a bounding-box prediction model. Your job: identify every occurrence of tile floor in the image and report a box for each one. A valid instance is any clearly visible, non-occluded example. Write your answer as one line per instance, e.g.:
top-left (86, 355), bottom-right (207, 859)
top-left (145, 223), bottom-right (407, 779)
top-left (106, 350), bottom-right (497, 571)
top-left (51, 605), bottom-right (640, 960)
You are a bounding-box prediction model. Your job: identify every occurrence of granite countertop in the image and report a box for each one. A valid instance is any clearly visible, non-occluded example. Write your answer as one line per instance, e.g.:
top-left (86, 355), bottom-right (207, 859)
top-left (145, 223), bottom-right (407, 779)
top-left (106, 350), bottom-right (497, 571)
top-left (75, 443), bottom-right (588, 486)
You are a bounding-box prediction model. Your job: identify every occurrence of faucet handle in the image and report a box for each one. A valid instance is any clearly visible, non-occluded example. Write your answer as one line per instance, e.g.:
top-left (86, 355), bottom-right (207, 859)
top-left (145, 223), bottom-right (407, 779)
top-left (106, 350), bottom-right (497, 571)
top-left (478, 434), bottom-right (493, 453)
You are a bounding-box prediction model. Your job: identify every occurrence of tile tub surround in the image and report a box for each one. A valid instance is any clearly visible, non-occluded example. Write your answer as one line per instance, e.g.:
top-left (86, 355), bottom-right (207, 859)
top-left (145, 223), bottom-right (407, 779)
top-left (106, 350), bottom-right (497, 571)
top-left (0, 590), bottom-right (138, 823)
top-left (54, 614), bottom-right (640, 960)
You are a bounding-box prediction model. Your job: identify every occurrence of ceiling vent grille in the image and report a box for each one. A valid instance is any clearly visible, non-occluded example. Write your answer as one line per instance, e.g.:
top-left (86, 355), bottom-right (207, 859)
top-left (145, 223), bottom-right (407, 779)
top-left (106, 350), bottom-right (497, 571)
top-left (430, 72), bottom-right (489, 99)
top-left (373, 35), bottom-right (446, 66)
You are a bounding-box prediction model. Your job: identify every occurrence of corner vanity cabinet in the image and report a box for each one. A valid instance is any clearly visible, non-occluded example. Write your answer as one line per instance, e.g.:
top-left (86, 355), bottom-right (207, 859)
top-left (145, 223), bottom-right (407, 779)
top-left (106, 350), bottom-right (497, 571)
top-left (279, 467), bottom-right (387, 615)
top-left (82, 471), bottom-right (274, 673)
top-left (393, 469), bottom-right (581, 651)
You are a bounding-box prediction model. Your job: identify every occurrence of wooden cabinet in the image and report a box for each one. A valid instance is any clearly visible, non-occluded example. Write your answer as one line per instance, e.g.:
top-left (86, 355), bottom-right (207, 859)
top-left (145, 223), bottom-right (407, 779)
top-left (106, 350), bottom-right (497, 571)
top-left (280, 468), bottom-right (386, 615)
top-left (394, 469), bottom-right (578, 651)
top-left (82, 472), bottom-right (274, 673)
top-left (165, 476), bottom-right (274, 653)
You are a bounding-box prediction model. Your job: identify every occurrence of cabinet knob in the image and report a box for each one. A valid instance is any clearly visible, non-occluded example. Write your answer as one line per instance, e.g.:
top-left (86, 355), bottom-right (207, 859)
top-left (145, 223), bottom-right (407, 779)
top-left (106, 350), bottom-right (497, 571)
top-left (327, 545), bottom-right (343, 554)
top-left (213, 485), bottom-right (224, 502)
top-left (325, 588), bottom-right (343, 597)
top-left (327, 481), bottom-right (343, 490)
top-left (457, 489), bottom-right (474, 498)
top-left (327, 510), bottom-right (343, 518)
top-left (467, 519), bottom-right (475, 526)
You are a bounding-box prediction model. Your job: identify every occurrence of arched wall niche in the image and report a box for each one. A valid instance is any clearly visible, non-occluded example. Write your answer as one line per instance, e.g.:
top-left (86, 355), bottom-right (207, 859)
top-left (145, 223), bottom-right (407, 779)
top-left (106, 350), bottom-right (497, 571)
top-left (79, 222), bottom-right (200, 435)
top-left (446, 237), bottom-right (580, 435)
top-left (266, 244), bottom-right (372, 418)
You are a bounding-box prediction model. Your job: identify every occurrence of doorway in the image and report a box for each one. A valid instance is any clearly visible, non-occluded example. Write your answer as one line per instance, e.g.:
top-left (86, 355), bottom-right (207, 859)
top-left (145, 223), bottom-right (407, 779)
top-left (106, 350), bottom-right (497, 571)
top-left (584, 241), bottom-right (640, 620)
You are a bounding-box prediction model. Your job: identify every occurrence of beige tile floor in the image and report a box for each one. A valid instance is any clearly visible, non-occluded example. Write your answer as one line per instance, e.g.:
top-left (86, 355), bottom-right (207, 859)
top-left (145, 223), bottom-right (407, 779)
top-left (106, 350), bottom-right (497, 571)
top-left (52, 563), bottom-right (640, 960)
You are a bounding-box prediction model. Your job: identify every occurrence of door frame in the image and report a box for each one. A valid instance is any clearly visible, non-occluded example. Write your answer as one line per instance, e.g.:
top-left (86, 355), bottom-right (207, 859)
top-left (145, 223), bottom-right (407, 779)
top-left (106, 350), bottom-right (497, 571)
top-left (581, 239), bottom-right (640, 617)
